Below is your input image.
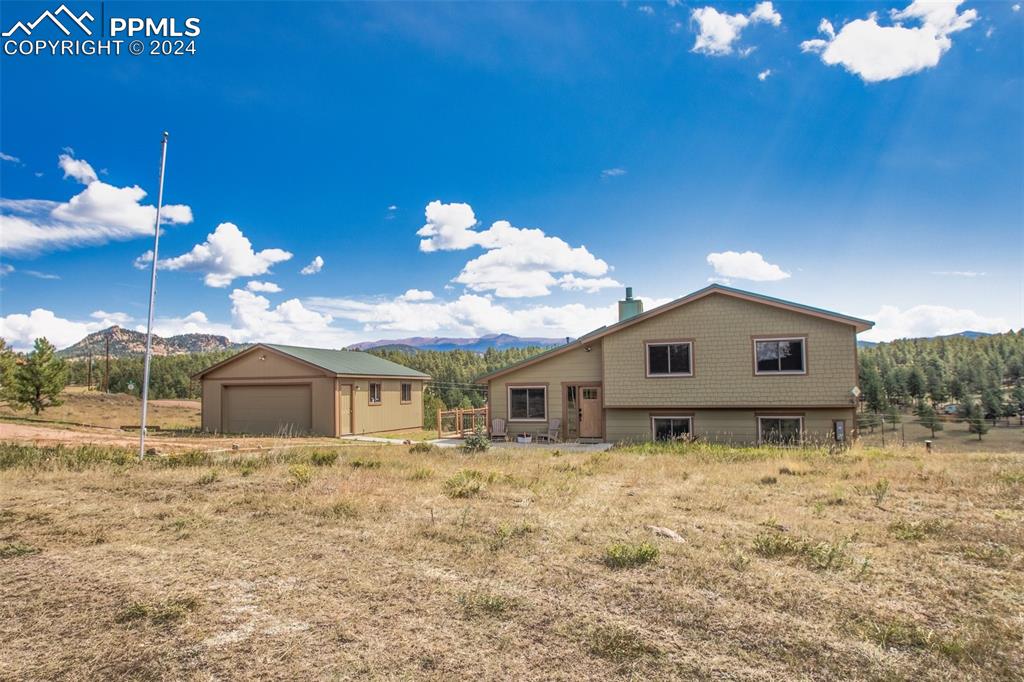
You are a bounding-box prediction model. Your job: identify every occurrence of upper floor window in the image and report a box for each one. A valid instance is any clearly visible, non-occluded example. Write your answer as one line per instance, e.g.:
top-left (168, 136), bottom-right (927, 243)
top-left (508, 386), bottom-right (546, 421)
top-left (401, 382), bottom-right (412, 403)
top-left (646, 341), bottom-right (692, 377)
top-left (754, 338), bottom-right (805, 374)
top-left (369, 382), bottom-right (382, 404)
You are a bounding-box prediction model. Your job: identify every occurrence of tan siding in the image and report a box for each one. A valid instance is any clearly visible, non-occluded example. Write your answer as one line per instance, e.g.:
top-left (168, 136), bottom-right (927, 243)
top-left (202, 376), bottom-right (336, 436)
top-left (349, 379), bottom-right (424, 435)
top-left (203, 348), bottom-right (327, 379)
top-left (602, 293), bottom-right (857, 408)
top-left (488, 343), bottom-right (602, 437)
top-left (606, 408), bottom-right (853, 444)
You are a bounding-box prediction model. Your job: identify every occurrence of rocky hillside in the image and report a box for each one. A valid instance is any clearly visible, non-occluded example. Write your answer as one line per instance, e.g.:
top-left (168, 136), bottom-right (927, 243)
top-left (58, 326), bottom-right (239, 359)
top-left (348, 333), bottom-right (565, 353)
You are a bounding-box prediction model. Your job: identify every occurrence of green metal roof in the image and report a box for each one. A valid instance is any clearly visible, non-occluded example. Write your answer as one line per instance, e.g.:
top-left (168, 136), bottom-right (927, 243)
top-left (263, 343), bottom-right (429, 378)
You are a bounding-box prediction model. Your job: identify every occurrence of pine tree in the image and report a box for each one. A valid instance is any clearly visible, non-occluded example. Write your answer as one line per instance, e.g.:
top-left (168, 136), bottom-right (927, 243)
top-left (981, 387), bottom-right (1004, 426)
top-left (964, 401), bottom-right (989, 441)
top-left (916, 403), bottom-right (943, 438)
top-left (906, 366), bottom-right (927, 404)
top-left (10, 338), bottom-right (67, 415)
top-left (1013, 384), bottom-right (1024, 426)
top-left (0, 339), bottom-right (17, 404)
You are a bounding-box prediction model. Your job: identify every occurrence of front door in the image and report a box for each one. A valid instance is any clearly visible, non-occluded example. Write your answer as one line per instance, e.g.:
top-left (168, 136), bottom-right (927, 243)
top-left (338, 384), bottom-right (352, 435)
top-left (579, 386), bottom-right (602, 439)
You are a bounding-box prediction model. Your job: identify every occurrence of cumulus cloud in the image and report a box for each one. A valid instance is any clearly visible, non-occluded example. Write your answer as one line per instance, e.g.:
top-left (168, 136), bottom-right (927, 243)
top-left (136, 222), bottom-right (293, 288)
top-left (417, 200), bottom-right (617, 297)
top-left (638, 5), bottom-right (655, 16)
top-left (90, 310), bottom-right (133, 325)
top-left (0, 308), bottom-right (132, 350)
top-left (1014, 3), bottom-right (1021, 11)
top-left (800, 0), bottom-right (978, 82)
top-left (0, 152), bottom-right (193, 256)
top-left (397, 288), bottom-right (435, 302)
top-left (557, 274), bottom-right (624, 293)
top-left (691, 1), bottom-right (782, 56)
top-left (758, 68), bottom-right (772, 80)
top-left (246, 280), bottom-right (282, 293)
top-left (860, 304), bottom-right (1009, 343)
top-left (706, 250), bottom-right (790, 281)
top-left (306, 292), bottom-right (669, 339)
top-left (300, 256), bottom-right (324, 275)
top-left (0, 152), bottom-right (20, 163)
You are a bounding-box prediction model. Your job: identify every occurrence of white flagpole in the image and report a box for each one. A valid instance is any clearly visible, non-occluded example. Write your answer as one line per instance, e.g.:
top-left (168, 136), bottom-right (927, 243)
top-left (139, 131), bottom-right (169, 461)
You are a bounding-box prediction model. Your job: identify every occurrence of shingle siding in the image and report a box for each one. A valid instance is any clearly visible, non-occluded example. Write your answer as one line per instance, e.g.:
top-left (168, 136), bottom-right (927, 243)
top-left (606, 408), bottom-right (853, 444)
top-left (602, 294), bottom-right (857, 408)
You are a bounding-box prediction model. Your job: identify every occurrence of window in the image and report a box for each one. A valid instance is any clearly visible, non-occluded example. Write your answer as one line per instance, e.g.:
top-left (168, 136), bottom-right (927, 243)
top-left (755, 338), bottom-right (805, 374)
top-left (369, 382), bottom-right (381, 405)
top-left (401, 383), bottom-right (412, 403)
top-left (581, 388), bottom-right (599, 400)
top-left (646, 341), bottom-right (692, 377)
top-left (508, 386), bottom-right (546, 421)
top-left (652, 416), bottom-right (692, 441)
top-left (758, 417), bottom-right (803, 445)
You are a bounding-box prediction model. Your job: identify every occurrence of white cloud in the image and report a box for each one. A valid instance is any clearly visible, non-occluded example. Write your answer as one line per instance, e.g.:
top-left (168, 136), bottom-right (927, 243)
top-left (58, 153), bottom-right (98, 183)
top-left (397, 288), bottom-right (435, 302)
top-left (90, 310), bottom-right (133, 325)
top-left (758, 68), bottom-right (772, 80)
top-left (557, 274), bottom-right (624, 293)
top-left (931, 270), bottom-right (986, 277)
top-left (800, 0), bottom-right (978, 82)
top-left (638, 5), bottom-right (655, 16)
top-left (23, 270), bottom-right (60, 280)
top-left (227, 289), bottom-right (343, 345)
top-left (1, 309), bottom-right (98, 350)
top-left (860, 304), bottom-right (1009, 342)
top-left (0, 152), bottom-right (20, 163)
top-left (300, 255), bottom-right (324, 275)
top-left (1013, 3), bottom-right (1021, 11)
top-left (306, 292), bottom-right (670, 339)
top-left (706, 250), bottom-right (790, 281)
top-left (0, 264), bottom-right (14, 276)
top-left (136, 222), bottom-right (293, 288)
top-left (417, 200), bottom-right (616, 298)
top-left (0, 152), bottom-right (193, 257)
top-left (246, 280), bottom-right (282, 293)
top-left (691, 1), bottom-right (781, 56)
top-left (601, 167), bottom-right (627, 178)
top-left (388, 205), bottom-right (398, 211)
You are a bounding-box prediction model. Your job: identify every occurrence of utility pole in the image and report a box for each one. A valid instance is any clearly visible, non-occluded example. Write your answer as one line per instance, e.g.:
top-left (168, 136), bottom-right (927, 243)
top-left (139, 131), bottom-right (169, 461)
top-left (104, 334), bottom-right (110, 393)
top-left (87, 347), bottom-right (93, 390)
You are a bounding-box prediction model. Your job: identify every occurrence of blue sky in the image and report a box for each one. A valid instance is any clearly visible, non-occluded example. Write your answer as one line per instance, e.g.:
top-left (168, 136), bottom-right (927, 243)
top-left (1, 0), bottom-right (1022, 350)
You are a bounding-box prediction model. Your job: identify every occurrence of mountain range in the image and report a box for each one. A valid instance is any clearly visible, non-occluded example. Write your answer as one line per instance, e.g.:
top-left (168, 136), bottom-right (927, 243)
top-left (57, 326), bottom-right (240, 359)
top-left (856, 330), bottom-right (992, 349)
top-left (346, 333), bottom-right (565, 353)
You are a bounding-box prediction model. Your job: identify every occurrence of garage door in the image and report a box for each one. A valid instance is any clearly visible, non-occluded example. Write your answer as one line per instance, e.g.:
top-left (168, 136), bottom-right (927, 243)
top-left (222, 384), bottom-right (312, 435)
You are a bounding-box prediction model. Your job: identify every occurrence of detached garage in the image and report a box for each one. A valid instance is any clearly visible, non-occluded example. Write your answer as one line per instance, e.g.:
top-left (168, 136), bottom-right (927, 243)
top-left (194, 343), bottom-right (430, 437)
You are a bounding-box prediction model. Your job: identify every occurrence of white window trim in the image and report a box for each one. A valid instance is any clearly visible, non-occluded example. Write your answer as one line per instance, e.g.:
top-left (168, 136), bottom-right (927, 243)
top-left (645, 341), bottom-right (694, 378)
top-left (651, 415), bottom-right (693, 440)
top-left (753, 337), bottom-right (807, 376)
top-left (757, 416), bottom-right (804, 445)
top-left (507, 385), bottom-right (548, 422)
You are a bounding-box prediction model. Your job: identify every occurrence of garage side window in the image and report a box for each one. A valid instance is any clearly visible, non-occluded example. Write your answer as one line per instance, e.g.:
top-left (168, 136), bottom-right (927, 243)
top-left (508, 386), bottom-right (546, 421)
top-left (369, 382), bottom-right (382, 405)
top-left (401, 383), bottom-right (412, 403)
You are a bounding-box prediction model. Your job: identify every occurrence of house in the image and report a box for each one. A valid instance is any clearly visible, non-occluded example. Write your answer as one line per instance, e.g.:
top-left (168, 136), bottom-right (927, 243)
top-left (476, 285), bottom-right (873, 445)
top-left (193, 343), bottom-right (429, 436)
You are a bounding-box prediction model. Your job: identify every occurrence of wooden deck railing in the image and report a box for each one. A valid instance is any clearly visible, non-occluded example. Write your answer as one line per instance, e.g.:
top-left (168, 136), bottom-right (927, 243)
top-left (437, 407), bottom-right (489, 439)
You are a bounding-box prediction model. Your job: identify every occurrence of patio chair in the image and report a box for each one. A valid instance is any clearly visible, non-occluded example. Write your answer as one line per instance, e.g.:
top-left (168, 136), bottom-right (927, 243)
top-left (537, 418), bottom-right (562, 443)
top-left (490, 418), bottom-right (508, 442)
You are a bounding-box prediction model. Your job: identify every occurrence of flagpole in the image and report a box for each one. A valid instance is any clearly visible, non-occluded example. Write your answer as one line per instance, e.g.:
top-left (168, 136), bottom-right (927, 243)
top-left (139, 131), bottom-right (169, 461)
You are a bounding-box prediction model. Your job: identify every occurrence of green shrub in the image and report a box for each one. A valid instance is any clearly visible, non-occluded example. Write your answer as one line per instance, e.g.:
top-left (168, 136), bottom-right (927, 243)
top-left (462, 425), bottom-right (490, 453)
top-left (322, 500), bottom-right (358, 519)
top-left (349, 457), bottom-right (381, 469)
top-left (859, 479), bottom-right (890, 506)
top-left (196, 470), bottom-right (219, 486)
top-left (0, 542), bottom-right (40, 559)
top-left (752, 531), bottom-right (850, 570)
top-left (443, 469), bottom-right (485, 498)
top-left (889, 518), bottom-right (946, 541)
top-left (409, 441), bottom-right (436, 454)
top-left (159, 450), bottom-right (212, 468)
top-left (603, 541), bottom-right (659, 569)
top-left (409, 467), bottom-right (434, 480)
top-left (309, 450), bottom-right (339, 467)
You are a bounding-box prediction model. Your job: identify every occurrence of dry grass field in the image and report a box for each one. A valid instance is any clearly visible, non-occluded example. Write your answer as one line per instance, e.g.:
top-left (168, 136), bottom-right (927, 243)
top-left (1, 438), bottom-right (1022, 681)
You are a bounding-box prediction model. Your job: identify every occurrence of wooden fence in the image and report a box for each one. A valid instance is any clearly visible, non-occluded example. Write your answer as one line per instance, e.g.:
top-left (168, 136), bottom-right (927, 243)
top-left (437, 407), bottom-right (489, 439)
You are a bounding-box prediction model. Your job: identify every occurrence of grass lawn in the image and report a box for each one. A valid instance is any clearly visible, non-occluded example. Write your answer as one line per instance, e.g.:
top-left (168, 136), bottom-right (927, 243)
top-left (1, 439), bottom-right (1021, 679)
top-left (0, 389), bottom-right (201, 431)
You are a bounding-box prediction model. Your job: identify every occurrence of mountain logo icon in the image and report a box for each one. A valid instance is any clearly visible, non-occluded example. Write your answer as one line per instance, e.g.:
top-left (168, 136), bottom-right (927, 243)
top-left (2, 4), bottom-right (94, 37)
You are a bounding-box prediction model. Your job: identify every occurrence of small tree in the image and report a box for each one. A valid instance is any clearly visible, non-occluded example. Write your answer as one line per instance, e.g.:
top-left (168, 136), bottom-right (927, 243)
top-left (981, 387), bottom-right (1003, 426)
top-left (964, 401), bottom-right (989, 441)
top-left (916, 403), bottom-right (943, 438)
top-left (10, 338), bottom-right (67, 415)
top-left (1013, 384), bottom-right (1024, 426)
top-left (0, 339), bottom-right (17, 404)
top-left (885, 404), bottom-right (901, 432)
